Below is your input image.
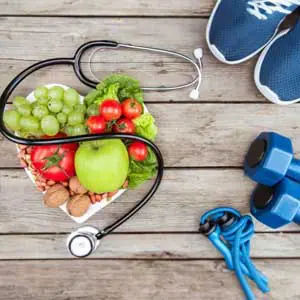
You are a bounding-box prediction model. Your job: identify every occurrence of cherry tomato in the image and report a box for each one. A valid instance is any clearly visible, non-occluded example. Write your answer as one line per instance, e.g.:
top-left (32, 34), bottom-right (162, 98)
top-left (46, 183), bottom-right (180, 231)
top-left (122, 98), bottom-right (143, 119)
top-left (128, 141), bottom-right (148, 161)
top-left (113, 118), bottom-right (135, 134)
top-left (99, 100), bottom-right (122, 121)
top-left (31, 143), bottom-right (77, 182)
top-left (86, 115), bottom-right (106, 134)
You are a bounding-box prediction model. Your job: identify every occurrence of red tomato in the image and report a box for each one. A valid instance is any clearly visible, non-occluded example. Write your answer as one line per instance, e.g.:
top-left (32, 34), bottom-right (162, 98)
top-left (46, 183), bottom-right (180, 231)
top-left (99, 100), bottom-right (122, 121)
top-left (113, 118), bottom-right (135, 134)
top-left (128, 141), bottom-right (148, 161)
top-left (31, 143), bottom-right (77, 182)
top-left (42, 132), bottom-right (78, 151)
top-left (86, 115), bottom-right (106, 134)
top-left (122, 98), bottom-right (143, 119)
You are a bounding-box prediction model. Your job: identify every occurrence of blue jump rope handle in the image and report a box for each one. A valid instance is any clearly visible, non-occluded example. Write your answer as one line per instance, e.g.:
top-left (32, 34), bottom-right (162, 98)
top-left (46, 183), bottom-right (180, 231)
top-left (200, 207), bottom-right (270, 300)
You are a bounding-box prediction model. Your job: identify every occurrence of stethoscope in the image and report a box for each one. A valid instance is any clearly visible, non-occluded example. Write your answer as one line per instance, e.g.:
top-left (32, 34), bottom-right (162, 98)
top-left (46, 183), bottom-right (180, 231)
top-left (0, 40), bottom-right (203, 257)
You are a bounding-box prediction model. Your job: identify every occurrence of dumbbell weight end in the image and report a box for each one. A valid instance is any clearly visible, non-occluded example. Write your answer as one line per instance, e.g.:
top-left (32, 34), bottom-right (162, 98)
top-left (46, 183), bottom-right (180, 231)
top-left (251, 178), bottom-right (300, 229)
top-left (286, 158), bottom-right (300, 183)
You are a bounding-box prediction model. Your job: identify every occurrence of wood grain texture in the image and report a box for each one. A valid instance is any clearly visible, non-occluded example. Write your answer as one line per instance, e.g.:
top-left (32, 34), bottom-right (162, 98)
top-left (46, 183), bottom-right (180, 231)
top-left (0, 17), bottom-right (263, 102)
top-left (0, 18), bottom-right (207, 61)
top-left (1, 104), bottom-right (300, 168)
top-left (0, 233), bottom-right (300, 259)
top-left (0, 168), bottom-right (298, 233)
top-left (0, 0), bottom-right (212, 16)
top-left (0, 59), bottom-right (260, 103)
top-left (0, 259), bottom-right (297, 300)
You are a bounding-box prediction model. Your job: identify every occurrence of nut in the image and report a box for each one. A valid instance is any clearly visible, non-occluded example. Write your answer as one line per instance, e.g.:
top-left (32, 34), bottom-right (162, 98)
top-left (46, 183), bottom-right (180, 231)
top-left (95, 194), bottom-right (101, 202)
top-left (122, 180), bottom-right (129, 189)
top-left (108, 191), bottom-right (118, 198)
top-left (44, 184), bottom-right (70, 208)
top-left (69, 176), bottom-right (88, 194)
top-left (47, 180), bottom-right (56, 186)
top-left (67, 194), bottom-right (90, 217)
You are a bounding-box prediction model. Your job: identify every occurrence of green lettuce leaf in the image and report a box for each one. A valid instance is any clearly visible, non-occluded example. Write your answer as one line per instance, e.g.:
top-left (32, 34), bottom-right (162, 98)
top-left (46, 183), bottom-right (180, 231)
top-left (96, 74), bottom-right (144, 103)
top-left (133, 113), bottom-right (157, 141)
top-left (84, 74), bottom-right (144, 106)
top-left (128, 148), bottom-right (157, 189)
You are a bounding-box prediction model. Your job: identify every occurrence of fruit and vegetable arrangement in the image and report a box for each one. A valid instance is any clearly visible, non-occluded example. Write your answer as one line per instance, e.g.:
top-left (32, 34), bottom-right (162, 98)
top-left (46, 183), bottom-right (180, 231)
top-left (4, 75), bottom-right (158, 222)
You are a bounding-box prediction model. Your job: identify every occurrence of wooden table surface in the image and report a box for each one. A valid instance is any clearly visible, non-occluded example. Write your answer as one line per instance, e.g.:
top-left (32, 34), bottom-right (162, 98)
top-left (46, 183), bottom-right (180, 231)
top-left (1, 1), bottom-right (300, 299)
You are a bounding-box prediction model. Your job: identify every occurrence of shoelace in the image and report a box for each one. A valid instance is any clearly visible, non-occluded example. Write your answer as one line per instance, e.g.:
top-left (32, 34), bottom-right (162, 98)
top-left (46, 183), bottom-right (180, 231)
top-left (199, 207), bottom-right (270, 300)
top-left (247, 0), bottom-right (300, 20)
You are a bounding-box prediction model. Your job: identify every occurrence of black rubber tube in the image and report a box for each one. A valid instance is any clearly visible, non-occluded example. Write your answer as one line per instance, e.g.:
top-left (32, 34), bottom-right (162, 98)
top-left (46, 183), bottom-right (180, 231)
top-left (0, 41), bottom-right (164, 240)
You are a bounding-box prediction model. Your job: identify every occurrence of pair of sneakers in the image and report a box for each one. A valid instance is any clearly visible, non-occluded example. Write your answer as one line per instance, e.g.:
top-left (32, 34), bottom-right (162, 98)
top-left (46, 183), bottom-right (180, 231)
top-left (207, 0), bottom-right (300, 105)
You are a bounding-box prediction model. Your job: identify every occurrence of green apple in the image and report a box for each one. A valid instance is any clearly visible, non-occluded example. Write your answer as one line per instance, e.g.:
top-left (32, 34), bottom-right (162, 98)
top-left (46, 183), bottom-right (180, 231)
top-left (75, 139), bottom-right (129, 193)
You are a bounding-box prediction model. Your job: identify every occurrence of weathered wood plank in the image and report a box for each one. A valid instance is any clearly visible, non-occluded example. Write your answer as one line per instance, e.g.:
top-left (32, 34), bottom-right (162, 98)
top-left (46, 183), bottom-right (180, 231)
top-left (0, 259), bottom-right (297, 299)
top-left (1, 104), bottom-right (299, 168)
top-left (0, 0), bottom-right (212, 16)
top-left (0, 59), bottom-right (260, 103)
top-left (0, 18), bottom-right (206, 61)
top-left (0, 18), bottom-right (263, 103)
top-left (0, 169), bottom-right (298, 233)
top-left (0, 233), bottom-right (299, 259)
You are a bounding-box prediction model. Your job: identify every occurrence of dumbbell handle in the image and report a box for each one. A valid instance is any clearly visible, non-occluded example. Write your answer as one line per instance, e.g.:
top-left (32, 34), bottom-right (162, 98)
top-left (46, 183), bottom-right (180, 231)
top-left (287, 158), bottom-right (300, 183)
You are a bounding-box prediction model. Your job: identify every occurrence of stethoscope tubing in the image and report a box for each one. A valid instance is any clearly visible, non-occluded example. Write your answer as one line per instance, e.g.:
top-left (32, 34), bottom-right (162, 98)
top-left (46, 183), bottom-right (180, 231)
top-left (0, 40), bottom-right (165, 241)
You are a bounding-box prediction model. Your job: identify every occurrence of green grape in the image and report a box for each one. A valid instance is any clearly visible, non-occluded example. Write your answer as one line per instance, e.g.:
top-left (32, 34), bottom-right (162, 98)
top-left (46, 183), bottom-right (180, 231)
top-left (30, 101), bottom-right (39, 109)
top-left (62, 105), bottom-right (73, 115)
top-left (68, 111), bottom-right (84, 125)
top-left (31, 128), bottom-right (44, 137)
top-left (74, 103), bottom-right (86, 114)
top-left (32, 104), bottom-right (49, 119)
top-left (37, 97), bottom-right (49, 105)
top-left (19, 116), bottom-right (40, 133)
top-left (87, 104), bottom-right (99, 116)
top-left (57, 112), bottom-right (67, 124)
top-left (13, 96), bottom-right (27, 108)
top-left (17, 103), bottom-right (32, 116)
top-left (71, 124), bottom-right (88, 136)
top-left (64, 88), bottom-right (79, 107)
top-left (41, 115), bottom-right (60, 136)
top-left (34, 86), bottom-right (48, 99)
top-left (3, 110), bottom-right (21, 131)
top-left (64, 125), bottom-right (74, 136)
top-left (48, 86), bottom-right (64, 101)
top-left (48, 98), bottom-right (63, 113)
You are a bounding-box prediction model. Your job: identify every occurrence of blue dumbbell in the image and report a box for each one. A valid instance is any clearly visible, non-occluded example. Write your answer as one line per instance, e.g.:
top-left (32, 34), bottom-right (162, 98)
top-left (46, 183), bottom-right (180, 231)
top-left (251, 177), bottom-right (300, 228)
top-left (244, 131), bottom-right (300, 186)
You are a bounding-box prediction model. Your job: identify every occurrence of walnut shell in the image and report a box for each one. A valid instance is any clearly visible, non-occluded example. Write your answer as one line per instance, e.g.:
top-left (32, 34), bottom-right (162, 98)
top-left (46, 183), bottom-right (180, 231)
top-left (44, 184), bottom-right (70, 208)
top-left (69, 176), bottom-right (88, 194)
top-left (67, 194), bottom-right (90, 217)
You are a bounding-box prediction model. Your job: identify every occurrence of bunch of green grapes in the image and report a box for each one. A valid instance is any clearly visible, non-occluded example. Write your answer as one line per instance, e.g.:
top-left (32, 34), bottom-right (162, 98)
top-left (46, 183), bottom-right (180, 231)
top-left (3, 85), bottom-right (95, 137)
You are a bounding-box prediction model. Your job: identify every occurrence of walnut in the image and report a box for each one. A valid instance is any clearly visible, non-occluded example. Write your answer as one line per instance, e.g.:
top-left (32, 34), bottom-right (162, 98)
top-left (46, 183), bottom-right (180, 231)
top-left (69, 176), bottom-right (88, 194)
top-left (44, 184), bottom-right (70, 208)
top-left (67, 194), bottom-right (90, 217)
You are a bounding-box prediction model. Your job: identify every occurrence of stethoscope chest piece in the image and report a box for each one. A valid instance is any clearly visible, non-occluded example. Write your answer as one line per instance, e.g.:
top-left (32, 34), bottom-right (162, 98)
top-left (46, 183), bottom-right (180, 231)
top-left (67, 226), bottom-right (100, 258)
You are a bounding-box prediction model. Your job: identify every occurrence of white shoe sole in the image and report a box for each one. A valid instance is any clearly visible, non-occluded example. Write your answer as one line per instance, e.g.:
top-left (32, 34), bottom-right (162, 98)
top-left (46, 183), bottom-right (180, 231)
top-left (206, 0), bottom-right (286, 64)
top-left (254, 28), bottom-right (299, 105)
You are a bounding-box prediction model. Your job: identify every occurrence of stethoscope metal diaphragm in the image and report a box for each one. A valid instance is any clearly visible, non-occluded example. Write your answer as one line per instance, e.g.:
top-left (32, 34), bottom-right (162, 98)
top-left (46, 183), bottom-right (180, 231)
top-left (67, 226), bottom-right (100, 258)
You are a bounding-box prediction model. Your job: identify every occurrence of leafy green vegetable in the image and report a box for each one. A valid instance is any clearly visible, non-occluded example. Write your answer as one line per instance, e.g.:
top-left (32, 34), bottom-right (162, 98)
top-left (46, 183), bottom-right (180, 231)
top-left (84, 74), bottom-right (144, 106)
top-left (128, 148), bottom-right (157, 189)
top-left (133, 113), bottom-right (157, 141)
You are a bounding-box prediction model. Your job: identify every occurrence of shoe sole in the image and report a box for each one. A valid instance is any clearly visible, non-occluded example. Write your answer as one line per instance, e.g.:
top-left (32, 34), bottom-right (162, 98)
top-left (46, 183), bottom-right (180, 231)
top-left (206, 0), bottom-right (285, 64)
top-left (254, 28), bottom-right (297, 105)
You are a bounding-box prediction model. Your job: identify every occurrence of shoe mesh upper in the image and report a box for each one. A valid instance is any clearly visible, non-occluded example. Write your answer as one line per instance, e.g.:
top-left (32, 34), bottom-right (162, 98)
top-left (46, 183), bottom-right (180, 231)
top-left (259, 21), bottom-right (300, 102)
top-left (208, 0), bottom-right (298, 62)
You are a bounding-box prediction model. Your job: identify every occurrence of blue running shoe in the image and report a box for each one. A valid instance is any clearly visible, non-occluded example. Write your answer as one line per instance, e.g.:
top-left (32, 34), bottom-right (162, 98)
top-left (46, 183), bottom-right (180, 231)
top-left (206, 0), bottom-right (299, 64)
top-left (255, 20), bottom-right (300, 104)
